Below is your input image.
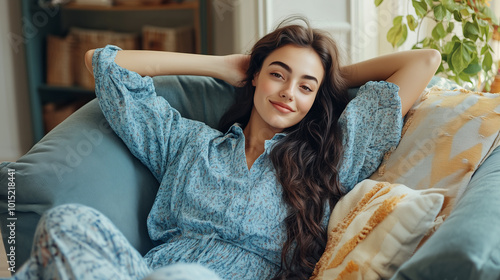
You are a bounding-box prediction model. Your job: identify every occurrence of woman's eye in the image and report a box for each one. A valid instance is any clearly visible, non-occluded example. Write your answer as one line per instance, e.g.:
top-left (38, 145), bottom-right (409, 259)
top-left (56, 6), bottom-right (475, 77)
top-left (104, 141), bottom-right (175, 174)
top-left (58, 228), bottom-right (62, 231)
top-left (271, 73), bottom-right (283, 79)
top-left (301, 85), bottom-right (312, 92)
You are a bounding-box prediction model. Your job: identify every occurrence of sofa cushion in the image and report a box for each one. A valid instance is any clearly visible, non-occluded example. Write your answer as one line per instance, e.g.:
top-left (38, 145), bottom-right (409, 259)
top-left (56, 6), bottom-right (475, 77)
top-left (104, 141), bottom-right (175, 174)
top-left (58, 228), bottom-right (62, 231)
top-left (311, 180), bottom-right (444, 280)
top-left (370, 87), bottom-right (500, 220)
top-left (0, 100), bottom-right (159, 267)
top-left (391, 145), bottom-right (500, 280)
top-left (0, 75), bottom-right (236, 268)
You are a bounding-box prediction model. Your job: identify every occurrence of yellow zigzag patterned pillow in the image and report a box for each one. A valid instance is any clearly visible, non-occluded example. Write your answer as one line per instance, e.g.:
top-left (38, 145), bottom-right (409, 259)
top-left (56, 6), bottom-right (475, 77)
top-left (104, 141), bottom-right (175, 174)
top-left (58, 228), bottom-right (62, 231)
top-left (311, 180), bottom-right (444, 280)
top-left (370, 87), bottom-right (500, 220)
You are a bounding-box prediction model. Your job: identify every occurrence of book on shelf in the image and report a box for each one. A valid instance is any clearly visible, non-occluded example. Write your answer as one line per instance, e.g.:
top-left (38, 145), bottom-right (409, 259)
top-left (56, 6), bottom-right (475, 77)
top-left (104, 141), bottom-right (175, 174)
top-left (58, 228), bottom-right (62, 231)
top-left (74, 0), bottom-right (113, 6)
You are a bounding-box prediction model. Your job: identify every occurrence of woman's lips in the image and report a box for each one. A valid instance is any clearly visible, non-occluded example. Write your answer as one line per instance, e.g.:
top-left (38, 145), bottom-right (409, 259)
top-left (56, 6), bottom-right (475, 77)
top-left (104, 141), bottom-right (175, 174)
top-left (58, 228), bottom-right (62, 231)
top-left (270, 100), bottom-right (295, 113)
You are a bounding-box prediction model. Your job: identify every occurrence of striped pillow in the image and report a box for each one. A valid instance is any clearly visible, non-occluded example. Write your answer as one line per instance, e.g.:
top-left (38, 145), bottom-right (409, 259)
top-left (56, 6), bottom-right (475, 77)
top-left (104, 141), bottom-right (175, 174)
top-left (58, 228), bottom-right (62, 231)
top-left (370, 87), bottom-right (500, 220)
top-left (311, 180), bottom-right (444, 280)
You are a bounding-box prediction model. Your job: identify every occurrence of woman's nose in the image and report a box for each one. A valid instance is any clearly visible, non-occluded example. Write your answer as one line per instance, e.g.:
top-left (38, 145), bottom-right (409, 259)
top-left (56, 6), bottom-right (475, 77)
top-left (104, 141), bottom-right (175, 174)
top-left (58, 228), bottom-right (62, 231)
top-left (280, 83), bottom-right (294, 101)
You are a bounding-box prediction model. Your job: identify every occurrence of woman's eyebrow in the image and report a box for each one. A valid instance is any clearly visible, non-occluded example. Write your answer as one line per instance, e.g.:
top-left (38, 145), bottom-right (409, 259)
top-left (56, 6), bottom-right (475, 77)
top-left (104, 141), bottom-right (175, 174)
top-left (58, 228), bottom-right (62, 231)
top-left (269, 61), bottom-right (318, 84)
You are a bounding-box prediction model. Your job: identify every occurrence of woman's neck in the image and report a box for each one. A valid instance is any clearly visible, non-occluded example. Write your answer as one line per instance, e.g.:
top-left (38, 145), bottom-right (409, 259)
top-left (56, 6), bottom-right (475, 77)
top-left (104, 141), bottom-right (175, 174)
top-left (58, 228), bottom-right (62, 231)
top-left (243, 107), bottom-right (282, 169)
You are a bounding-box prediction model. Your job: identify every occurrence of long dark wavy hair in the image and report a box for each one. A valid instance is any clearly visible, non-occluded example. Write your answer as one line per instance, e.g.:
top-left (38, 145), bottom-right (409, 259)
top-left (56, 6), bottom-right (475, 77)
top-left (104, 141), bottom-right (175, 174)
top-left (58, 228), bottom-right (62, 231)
top-left (219, 17), bottom-right (350, 279)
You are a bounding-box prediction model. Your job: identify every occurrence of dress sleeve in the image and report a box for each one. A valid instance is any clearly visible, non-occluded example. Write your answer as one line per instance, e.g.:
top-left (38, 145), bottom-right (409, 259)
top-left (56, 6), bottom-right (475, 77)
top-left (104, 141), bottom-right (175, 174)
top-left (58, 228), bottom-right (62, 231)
top-left (92, 45), bottom-right (191, 182)
top-left (338, 81), bottom-right (403, 192)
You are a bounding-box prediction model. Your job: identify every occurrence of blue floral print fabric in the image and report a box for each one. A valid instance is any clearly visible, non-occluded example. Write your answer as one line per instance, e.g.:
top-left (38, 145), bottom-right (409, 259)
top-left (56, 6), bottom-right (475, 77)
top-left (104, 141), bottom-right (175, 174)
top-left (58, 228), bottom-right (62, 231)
top-left (338, 80), bottom-right (403, 192)
top-left (9, 45), bottom-right (402, 280)
top-left (8, 204), bottom-right (223, 280)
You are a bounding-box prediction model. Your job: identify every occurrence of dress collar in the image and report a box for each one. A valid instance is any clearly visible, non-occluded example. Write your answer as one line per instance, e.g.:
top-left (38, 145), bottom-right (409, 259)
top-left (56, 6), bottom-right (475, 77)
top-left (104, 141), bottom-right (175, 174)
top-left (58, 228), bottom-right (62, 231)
top-left (226, 123), bottom-right (286, 153)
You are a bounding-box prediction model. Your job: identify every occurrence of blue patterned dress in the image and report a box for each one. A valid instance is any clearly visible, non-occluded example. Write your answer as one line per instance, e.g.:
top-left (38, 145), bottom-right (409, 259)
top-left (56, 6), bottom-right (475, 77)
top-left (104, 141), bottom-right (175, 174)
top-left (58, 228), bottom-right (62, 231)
top-left (10, 45), bottom-right (403, 280)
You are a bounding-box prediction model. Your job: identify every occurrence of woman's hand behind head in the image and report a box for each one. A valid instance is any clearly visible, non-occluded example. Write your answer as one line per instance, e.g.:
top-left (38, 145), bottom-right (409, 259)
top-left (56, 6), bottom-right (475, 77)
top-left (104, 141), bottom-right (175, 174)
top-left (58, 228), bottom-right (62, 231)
top-left (222, 54), bottom-right (250, 87)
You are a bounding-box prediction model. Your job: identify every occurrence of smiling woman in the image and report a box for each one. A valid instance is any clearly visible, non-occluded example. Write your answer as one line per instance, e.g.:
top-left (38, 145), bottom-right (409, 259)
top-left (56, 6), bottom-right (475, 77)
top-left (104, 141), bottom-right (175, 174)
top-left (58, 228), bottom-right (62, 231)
top-left (9, 16), bottom-right (440, 280)
top-left (250, 46), bottom-right (323, 132)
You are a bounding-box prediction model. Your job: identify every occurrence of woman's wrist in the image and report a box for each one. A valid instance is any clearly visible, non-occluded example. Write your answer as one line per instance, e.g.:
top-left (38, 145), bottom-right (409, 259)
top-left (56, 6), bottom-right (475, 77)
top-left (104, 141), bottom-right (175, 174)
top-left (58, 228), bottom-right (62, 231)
top-left (204, 55), bottom-right (229, 81)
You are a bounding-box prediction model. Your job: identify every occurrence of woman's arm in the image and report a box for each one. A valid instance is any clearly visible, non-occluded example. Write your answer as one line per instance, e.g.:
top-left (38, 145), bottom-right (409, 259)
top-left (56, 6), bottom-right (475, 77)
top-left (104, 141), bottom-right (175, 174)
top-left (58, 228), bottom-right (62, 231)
top-left (342, 49), bottom-right (441, 115)
top-left (85, 49), bottom-right (249, 86)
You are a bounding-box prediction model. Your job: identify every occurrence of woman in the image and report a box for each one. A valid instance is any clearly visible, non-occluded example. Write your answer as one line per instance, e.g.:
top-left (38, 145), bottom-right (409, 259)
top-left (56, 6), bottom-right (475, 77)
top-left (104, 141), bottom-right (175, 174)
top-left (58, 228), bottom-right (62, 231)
top-left (9, 18), bottom-right (440, 280)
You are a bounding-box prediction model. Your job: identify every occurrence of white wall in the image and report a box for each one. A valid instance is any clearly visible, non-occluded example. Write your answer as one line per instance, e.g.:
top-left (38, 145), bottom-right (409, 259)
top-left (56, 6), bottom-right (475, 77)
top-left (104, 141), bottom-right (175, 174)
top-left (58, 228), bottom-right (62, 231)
top-left (211, 0), bottom-right (385, 63)
top-left (376, 0), bottom-right (422, 55)
top-left (0, 1), bottom-right (32, 162)
top-left (269, 0), bottom-right (352, 63)
top-left (350, 0), bottom-right (380, 62)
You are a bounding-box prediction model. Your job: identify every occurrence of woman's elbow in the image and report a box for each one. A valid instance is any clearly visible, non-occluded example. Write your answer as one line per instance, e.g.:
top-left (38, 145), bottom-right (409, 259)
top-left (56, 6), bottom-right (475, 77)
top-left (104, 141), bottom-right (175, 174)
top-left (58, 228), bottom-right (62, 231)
top-left (85, 49), bottom-right (95, 75)
top-left (425, 49), bottom-right (442, 73)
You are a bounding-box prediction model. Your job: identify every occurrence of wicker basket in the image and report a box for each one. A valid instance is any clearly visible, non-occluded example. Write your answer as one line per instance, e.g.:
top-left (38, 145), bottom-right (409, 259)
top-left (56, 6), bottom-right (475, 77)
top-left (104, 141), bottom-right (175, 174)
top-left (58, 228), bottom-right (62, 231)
top-left (46, 35), bottom-right (75, 86)
top-left (142, 25), bottom-right (194, 53)
top-left (70, 27), bottom-right (140, 89)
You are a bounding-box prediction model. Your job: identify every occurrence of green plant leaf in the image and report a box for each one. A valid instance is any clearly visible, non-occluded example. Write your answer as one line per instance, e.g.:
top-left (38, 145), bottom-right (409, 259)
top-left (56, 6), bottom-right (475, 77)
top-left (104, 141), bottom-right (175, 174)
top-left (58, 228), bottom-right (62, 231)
top-left (418, 36), bottom-right (432, 49)
top-left (473, 17), bottom-right (486, 41)
top-left (481, 44), bottom-right (489, 55)
top-left (387, 22), bottom-right (408, 48)
top-left (447, 22), bottom-right (455, 33)
top-left (460, 8), bottom-right (470, 18)
top-left (429, 41), bottom-right (440, 50)
top-left (444, 41), bottom-right (455, 54)
top-left (436, 63), bottom-right (445, 74)
top-left (451, 44), bottom-right (471, 74)
top-left (393, 15), bottom-right (403, 25)
top-left (399, 24), bottom-right (408, 46)
top-left (442, 53), bottom-right (449, 62)
top-left (412, 0), bottom-right (428, 18)
top-left (463, 22), bottom-right (480, 41)
top-left (374, 0), bottom-right (498, 89)
top-left (434, 5), bottom-right (447, 21)
top-left (387, 24), bottom-right (402, 48)
top-left (463, 40), bottom-right (477, 56)
top-left (483, 51), bottom-right (493, 72)
top-left (479, 24), bottom-right (489, 38)
top-left (453, 10), bottom-right (462, 21)
top-left (443, 0), bottom-right (460, 12)
top-left (463, 63), bottom-right (481, 75)
top-left (407, 15), bottom-right (418, 31)
top-left (450, 41), bottom-right (460, 54)
top-left (486, 27), bottom-right (493, 42)
top-left (422, 37), bottom-right (431, 46)
top-left (432, 22), bottom-right (446, 40)
top-left (374, 0), bottom-right (384, 7)
top-left (458, 72), bottom-right (472, 84)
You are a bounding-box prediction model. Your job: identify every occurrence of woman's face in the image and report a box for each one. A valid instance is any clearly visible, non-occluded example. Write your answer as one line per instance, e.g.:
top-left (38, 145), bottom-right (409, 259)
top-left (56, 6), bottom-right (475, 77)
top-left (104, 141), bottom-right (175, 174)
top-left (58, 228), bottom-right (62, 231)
top-left (251, 45), bottom-right (324, 132)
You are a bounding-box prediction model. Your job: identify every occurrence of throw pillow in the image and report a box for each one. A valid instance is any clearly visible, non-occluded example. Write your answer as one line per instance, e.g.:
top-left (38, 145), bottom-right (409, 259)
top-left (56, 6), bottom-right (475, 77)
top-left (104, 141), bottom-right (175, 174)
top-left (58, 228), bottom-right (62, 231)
top-left (370, 87), bottom-right (500, 219)
top-left (310, 179), bottom-right (445, 280)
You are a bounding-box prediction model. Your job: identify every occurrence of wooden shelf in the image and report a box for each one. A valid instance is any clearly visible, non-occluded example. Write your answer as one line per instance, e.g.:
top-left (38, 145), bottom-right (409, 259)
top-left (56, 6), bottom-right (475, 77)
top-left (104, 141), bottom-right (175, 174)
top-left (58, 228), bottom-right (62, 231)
top-left (63, 1), bottom-right (198, 11)
top-left (22, 0), bottom-right (209, 143)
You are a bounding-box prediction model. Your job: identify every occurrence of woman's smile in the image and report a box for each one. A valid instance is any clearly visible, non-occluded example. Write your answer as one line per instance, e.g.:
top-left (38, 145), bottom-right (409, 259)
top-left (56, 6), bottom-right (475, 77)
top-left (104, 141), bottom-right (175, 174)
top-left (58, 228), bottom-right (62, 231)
top-left (269, 100), bottom-right (295, 113)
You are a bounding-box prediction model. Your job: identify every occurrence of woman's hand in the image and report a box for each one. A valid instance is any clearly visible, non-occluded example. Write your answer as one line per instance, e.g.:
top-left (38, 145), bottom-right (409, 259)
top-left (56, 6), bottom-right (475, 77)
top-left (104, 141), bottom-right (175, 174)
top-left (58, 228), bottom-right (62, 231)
top-left (222, 54), bottom-right (250, 87)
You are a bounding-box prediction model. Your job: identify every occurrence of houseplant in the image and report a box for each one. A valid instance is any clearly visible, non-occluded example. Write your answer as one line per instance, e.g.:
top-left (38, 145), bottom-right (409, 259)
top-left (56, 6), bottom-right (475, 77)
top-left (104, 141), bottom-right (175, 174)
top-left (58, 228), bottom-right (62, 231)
top-left (375, 0), bottom-right (499, 90)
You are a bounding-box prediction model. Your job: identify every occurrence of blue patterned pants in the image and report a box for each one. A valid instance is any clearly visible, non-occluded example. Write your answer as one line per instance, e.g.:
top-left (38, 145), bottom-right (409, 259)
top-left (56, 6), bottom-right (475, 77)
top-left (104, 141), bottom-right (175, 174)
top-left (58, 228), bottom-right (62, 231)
top-left (7, 204), bottom-right (222, 280)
